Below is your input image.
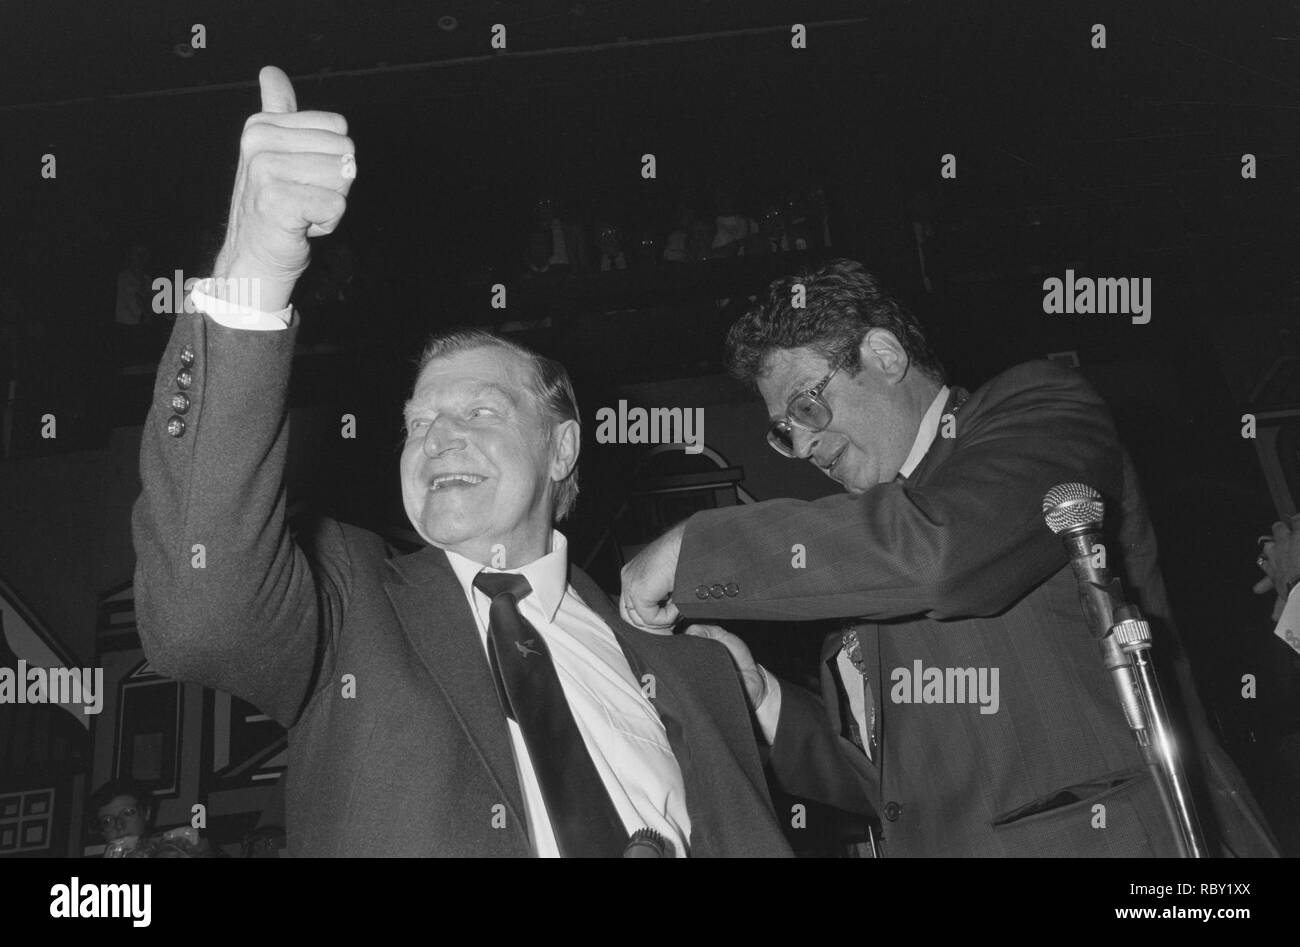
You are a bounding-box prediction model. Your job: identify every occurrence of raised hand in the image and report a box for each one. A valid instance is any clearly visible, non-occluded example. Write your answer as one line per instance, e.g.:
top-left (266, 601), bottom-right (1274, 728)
top-left (210, 66), bottom-right (356, 312)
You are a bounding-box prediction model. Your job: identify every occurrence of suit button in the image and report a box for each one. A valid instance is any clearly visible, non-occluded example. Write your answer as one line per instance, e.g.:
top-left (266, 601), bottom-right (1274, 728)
top-left (724, 582), bottom-right (739, 597)
top-left (179, 345), bottom-right (196, 368)
top-left (709, 584), bottom-right (725, 599)
top-left (165, 416), bottom-right (186, 438)
top-left (169, 392), bottom-right (191, 414)
top-left (176, 368), bottom-right (194, 390)
top-left (694, 585), bottom-right (710, 601)
top-left (883, 801), bottom-right (902, 822)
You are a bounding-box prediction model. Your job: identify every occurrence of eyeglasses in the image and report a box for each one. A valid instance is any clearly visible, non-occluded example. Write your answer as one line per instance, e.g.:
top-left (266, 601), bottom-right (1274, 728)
top-left (96, 806), bottom-right (140, 832)
top-left (767, 366), bottom-right (840, 458)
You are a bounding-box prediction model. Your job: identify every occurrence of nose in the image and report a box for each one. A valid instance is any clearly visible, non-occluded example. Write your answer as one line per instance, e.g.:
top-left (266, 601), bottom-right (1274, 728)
top-left (790, 426), bottom-right (820, 461)
top-left (422, 415), bottom-right (467, 458)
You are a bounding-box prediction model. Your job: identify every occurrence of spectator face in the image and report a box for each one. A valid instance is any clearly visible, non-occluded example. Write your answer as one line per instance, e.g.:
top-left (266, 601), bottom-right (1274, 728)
top-left (243, 828), bottom-right (286, 858)
top-left (401, 347), bottom-right (573, 564)
top-left (634, 232), bottom-right (658, 263)
top-left (760, 206), bottom-right (786, 238)
top-left (755, 338), bottom-right (919, 493)
top-left (597, 225), bottom-right (622, 257)
top-left (96, 794), bottom-right (149, 843)
top-left (533, 197), bottom-right (557, 224)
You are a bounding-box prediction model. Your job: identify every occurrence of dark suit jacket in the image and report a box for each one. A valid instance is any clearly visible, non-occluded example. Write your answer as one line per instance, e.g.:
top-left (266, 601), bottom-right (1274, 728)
top-left (674, 360), bottom-right (1279, 857)
top-left (131, 312), bottom-right (791, 858)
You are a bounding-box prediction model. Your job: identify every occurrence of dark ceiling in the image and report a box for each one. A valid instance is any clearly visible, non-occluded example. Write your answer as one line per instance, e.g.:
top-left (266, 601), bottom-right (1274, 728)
top-left (4, 0), bottom-right (1297, 353)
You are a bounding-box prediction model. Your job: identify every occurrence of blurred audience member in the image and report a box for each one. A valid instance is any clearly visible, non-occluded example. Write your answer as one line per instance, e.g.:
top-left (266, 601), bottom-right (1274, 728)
top-left (687, 217), bottom-right (718, 262)
top-left (711, 187), bottom-right (758, 255)
top-left (752, 203), bottom-right (791, 255)
top-left (242, 825), bottom-right (287, 858)
top-left (1255, 515), bottom-right (1300, 630)
top-left (114, 244), bottom-right (152, 349)
top-left (631, 228), bottom-right (659, 269)
top-left (532, 193), bottom-right (589, 272)
top-left (662, 204), bottom-right (699, 263)
top-left (595, 222), bottom-right (628, 272)
top-left (909, 188), bottom-right (938, 294)
top-left (90, 777), bottom-right (215, 858)
top-left (805, 181), bottom-right (834, 249)
top-left (522, 226), bottom-right (556, 278)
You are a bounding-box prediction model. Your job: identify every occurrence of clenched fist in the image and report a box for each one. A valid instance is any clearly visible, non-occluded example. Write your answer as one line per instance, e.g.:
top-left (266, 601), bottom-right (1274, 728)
top-left (210, 66), bottom-right (356, 312)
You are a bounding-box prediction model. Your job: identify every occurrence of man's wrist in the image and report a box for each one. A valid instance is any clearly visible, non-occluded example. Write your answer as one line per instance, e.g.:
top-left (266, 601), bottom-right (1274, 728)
top-left (212, 253), bottom-right (298, 312)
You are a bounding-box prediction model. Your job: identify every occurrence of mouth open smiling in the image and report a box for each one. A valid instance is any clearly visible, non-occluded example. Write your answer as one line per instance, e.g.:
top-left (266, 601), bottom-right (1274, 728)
top-left (429, 473), bottom-right (487, 490)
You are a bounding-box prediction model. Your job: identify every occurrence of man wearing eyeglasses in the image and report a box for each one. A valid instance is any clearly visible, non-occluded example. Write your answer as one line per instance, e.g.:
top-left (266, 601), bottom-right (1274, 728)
top-left (620, 259), bottom-right (1279, 857)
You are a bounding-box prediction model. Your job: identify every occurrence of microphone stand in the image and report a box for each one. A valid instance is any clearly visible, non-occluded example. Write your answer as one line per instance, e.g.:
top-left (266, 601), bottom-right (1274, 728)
top-left (1103, 598), bottom-right (1208, 857)
top-left (1050, 492), bottom-right (1209, 858)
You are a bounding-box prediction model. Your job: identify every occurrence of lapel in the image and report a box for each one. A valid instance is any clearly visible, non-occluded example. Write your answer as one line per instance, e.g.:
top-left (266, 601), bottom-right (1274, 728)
top-left (819, 630), bottom-right (847, 735)
top-left (382, 544), bottom-right (529, 847)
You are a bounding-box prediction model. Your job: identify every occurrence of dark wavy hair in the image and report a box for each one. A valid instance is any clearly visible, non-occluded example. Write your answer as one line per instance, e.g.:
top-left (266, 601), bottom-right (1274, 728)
top-left (89, 777), bottom-right (153, 815)
top-left (412, 329), bottom-right (581, 521)
top-left (725, 259), bottom-right (945, 386)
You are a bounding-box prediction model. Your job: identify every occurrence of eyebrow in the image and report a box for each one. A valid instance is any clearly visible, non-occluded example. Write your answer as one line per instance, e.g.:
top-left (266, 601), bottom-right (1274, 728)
top-left (775, 375), bottom-right (816, 417)
top-left (403, 382), bottom-right (515, 422)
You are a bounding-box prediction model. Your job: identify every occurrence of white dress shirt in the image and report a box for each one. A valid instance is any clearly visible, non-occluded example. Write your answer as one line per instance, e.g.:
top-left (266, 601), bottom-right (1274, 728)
top-left (444, 533), bottom-right (691, 857)
top-left (186, 283), bottom-right (690, 854)
top-left (755, 386), bottom-right (951, 751)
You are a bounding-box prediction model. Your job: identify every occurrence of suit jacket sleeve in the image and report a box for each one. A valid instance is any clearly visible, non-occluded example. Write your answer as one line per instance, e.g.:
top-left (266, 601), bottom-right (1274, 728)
top-left (766, 675), bottom-right (877, 818)
top-left (131, 312), bottom-right (349, 727)
top-left (673, 362), bottom-right (1124, 623)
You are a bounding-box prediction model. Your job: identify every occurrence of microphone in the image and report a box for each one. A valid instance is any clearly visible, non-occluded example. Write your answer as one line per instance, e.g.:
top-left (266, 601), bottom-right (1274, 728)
top-left (1041, 482), bottom-right (1120, 639)
top-left (623, 827), bottom-right (673, 858)
top-left (1041, 481), bottom-right (1209, 856)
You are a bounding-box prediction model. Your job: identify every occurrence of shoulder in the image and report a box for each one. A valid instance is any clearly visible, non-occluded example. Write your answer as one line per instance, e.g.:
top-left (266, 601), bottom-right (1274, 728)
top-left (289, 513), bottom-right (402, 579)
top-left (966, 359), bottom-right (1108, 415)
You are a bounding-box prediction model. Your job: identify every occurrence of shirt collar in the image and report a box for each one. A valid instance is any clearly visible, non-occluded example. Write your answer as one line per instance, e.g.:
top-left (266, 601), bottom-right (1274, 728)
top-left (443, 530), bottom-right (570, 624)
top-left (898, 385), bottom-right (950, 479)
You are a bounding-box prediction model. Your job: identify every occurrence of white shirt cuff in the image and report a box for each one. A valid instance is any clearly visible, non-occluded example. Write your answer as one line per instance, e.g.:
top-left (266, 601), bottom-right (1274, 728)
top-left (753, 664), bottom-right (783, 746)
top-left (1274, 581), bottom-right (1300, 656)
top-left (189, 278), bottom-right (294, 330)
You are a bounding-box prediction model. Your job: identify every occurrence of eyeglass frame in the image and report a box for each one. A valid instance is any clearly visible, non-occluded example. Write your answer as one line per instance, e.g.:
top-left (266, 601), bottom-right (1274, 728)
top-left (766, 364), bottom-right (842, 457)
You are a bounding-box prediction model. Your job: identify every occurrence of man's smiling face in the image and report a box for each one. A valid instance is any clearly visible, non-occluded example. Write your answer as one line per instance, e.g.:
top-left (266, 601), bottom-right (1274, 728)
top-left (401, 346), bottom-right (571, 565)
top-left (755, 335), bottom-right (921, 494)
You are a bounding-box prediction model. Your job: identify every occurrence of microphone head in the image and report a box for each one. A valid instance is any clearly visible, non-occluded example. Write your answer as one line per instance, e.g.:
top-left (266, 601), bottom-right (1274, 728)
top-left (624, 827), bottom-right (673, 858)
top-left (1042, 482), bottom-right (1104, 535)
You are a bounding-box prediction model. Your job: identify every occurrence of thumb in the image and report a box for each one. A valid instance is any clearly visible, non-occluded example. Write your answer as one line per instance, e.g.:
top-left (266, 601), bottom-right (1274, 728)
top-left (258, 65), bottom-right (298, 115)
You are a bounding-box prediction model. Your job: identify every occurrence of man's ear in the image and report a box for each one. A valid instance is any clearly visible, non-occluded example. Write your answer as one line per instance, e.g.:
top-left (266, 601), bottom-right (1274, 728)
top-left (857, 329), bottom-right (909, 382)
top-left (549, 419), bottom-right (581, 483)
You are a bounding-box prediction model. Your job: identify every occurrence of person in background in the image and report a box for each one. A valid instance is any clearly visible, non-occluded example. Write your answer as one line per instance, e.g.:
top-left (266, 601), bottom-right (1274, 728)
top-left (661, 204), bottom-right (699, 263)
top-left (242, 825), bottom-right (287, 858)
top-left (89, 777), bottom-right (214, 858)
top-left (532, 193), bottom-right (590, 273)
top-left (711, 186), bottom-right (758, 256)
top-left (1255, 514), bottom-right (1300, 632)
top-left (114, 243), bottom-right (152, 358)
top-left (631, 228), bottom-right (659, 269)
top-left (595, 222), bottom-right (628, 272)
top-left (521, 226), bottom-right (555, 279)
top-left (752, 203), bottom-right (791, 255)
